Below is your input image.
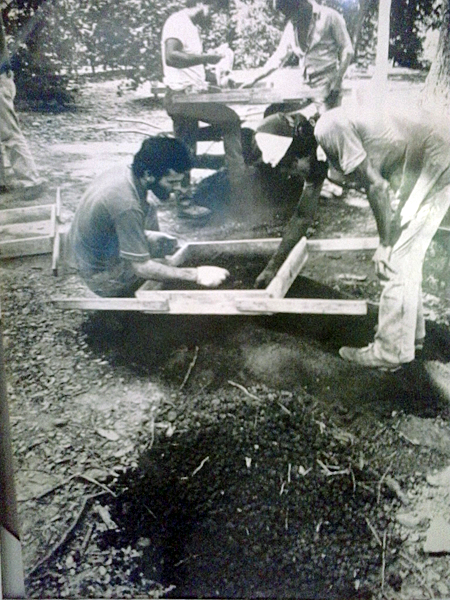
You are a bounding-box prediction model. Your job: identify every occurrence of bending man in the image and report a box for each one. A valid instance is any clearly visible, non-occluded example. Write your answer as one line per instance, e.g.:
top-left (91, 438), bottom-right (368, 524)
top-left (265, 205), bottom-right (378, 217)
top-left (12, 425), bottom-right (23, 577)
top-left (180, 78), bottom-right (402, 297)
top-left (70, 137), bottom-right (229, 297)
top-left (314, 105), bottom-right (450, 370)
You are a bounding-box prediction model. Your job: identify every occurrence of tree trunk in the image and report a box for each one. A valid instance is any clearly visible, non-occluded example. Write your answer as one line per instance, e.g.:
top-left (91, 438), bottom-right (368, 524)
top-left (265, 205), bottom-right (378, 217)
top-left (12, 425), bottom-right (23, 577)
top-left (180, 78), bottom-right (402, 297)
top-left (420, 0), bottom-right (450, 116)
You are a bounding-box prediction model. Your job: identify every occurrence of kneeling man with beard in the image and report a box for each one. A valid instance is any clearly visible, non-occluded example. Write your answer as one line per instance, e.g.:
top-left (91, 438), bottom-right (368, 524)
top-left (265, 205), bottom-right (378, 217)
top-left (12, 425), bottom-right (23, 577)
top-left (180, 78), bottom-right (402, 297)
top-left (70, 137), bottom-right (229, 297)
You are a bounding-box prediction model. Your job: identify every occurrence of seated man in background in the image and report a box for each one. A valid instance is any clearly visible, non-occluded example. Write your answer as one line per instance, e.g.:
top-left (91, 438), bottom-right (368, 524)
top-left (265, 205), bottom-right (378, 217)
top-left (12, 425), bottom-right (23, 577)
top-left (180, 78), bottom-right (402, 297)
top-left (161, 0), bottom-right (248, 218)
top-left (70, 137), bottom-right (229, 297)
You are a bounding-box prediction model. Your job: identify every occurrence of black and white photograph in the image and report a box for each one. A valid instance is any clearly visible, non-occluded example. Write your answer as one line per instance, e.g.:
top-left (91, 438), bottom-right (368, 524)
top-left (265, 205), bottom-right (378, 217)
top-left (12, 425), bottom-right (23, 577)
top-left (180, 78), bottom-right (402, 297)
top-left (1, 0), bottom-right (450, 597)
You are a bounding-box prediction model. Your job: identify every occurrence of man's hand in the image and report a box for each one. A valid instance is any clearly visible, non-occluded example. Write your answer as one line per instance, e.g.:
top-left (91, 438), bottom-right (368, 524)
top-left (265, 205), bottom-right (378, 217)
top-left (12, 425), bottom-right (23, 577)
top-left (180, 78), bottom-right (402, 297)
top-left (204, 53), bottom-right (223, 65)
top-left (372, 245), bottom-right (396, 281)
top-left (196, 266), bottom-right (229, 287)
top-left (254, 266), bottom-right (276, 289)
top-left (145, 231), bottom-right (178, 257)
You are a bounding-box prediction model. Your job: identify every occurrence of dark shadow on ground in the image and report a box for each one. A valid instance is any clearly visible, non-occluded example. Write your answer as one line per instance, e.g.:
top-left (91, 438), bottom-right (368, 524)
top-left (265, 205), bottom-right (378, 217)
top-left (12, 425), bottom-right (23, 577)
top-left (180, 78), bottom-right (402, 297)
top-left (82, 272), bottom-right (450, 421)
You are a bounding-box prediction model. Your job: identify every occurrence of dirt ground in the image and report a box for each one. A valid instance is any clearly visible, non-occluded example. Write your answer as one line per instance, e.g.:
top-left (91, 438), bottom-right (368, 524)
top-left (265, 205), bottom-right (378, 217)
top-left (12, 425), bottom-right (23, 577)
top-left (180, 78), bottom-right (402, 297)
top-left (2, 76), bottom-right (450, 599)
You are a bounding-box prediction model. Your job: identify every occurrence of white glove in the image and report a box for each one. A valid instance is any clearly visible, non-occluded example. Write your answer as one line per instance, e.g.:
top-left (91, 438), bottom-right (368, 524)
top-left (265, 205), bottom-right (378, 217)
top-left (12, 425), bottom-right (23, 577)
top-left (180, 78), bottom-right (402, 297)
top-left (196, 266), bottom-right (229, 288)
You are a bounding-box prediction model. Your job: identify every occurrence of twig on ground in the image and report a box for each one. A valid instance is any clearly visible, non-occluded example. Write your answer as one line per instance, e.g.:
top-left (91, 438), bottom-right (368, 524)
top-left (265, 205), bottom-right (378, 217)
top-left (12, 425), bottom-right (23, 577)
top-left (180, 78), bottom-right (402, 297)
top-left (174, 553), bottom-right (201, 568)
top-left (26, 492), bottom-right (106, 579)
top-left (144, 504), bottom-right (157, 519)
top-left (30, 470), bottom-right (117, 503)
top-left (75, 474), bottom-right (117, 498)
top-left (103, 128), bottom-right (153, 136)
top-left (350, 461), bottom-right (409, 505)
top-left (377, 462), bottom-right (393, 504)
top-left (147, 413), bottom-right (156, 452)
top-left (365, 517), bottom-right (382, 547)
top-left (115, 118), bottom-right (166, 132)
top-left (383, 474), bottom-right (409, 505)
top-left (180, 346), bottom-right (199, 391)
top-left (192, 456), bottom-right (210, 476)
top-left (228, 380), bottom-right (262, 403)
top-left (381, 530), bottom-right (387, 593)
top-left (317, 459), bottom-right (349, 477)
top-left (80, 523), bottom-right (94, 557)
top-left (349, 464), bottom-right (356, 493)
top-left (277, 402), bottom-right (291, 415)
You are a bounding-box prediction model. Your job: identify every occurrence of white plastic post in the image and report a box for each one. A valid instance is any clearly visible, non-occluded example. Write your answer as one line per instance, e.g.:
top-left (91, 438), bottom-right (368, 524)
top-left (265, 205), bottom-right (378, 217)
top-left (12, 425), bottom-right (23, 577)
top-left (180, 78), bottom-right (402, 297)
top-left (0, 300), bottom-right (25, 598)
top-left (374, 0), bottom-right (392, 87)
top-left (0, 528), bottom-right (25, 599)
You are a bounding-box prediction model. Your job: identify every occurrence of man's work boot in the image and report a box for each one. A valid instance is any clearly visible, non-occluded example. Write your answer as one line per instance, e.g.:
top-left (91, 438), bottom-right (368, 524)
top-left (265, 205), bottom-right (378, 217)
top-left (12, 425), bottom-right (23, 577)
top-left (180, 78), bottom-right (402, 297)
top-left (177, 197), bottom-right (211, 220)
top-left (339, 343), bottom-right (406, 372)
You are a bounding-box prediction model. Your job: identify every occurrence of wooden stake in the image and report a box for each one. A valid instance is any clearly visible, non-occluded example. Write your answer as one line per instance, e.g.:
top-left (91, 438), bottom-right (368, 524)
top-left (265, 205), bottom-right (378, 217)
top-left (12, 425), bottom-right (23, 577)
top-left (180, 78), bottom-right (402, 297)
top-left (266, 237), bottom-right (309, 299)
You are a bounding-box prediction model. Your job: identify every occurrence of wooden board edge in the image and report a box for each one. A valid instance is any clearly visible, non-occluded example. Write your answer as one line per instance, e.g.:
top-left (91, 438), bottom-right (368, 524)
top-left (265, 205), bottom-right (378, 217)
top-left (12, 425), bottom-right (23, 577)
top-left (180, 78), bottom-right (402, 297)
top-left (266, 237), bottom-right (308, 299)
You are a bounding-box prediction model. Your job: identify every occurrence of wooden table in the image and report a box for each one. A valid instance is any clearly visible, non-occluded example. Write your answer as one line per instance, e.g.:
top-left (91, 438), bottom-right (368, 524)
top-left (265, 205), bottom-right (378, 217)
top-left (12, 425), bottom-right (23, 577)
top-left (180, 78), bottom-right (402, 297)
top-left (170, 69), bottom-right (351, 107)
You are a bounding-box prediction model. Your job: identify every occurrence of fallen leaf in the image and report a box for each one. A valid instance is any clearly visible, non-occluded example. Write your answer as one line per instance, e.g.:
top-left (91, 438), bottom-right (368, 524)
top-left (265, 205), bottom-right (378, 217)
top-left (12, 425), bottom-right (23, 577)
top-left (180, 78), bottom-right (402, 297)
top-left (97, 428), bottom-right (120, 441)
top-left (94, 504), bottom-right (118, 530)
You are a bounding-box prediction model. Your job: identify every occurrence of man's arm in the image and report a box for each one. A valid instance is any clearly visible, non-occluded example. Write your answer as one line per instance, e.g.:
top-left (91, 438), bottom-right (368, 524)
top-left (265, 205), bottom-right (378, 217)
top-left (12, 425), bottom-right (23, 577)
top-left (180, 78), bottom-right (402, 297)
top-left (241, 24), bottom-right (294, 88)
top-left (165, 38), bottom-right (222, 69)
top-left (352, 157), bottom-right (393, 246)
top-left (132, 259), bottom-right (229, 288)
top-left (328, 14), bottom-right (354, 93)
top-left (255, 178), bottom-right (324, 287)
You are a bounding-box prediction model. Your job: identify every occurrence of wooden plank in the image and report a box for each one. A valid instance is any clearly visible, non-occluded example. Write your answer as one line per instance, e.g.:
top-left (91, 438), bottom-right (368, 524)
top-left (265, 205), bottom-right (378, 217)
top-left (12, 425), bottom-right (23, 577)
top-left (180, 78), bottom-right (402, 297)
top-left (174, 238), bottom-right (282, 257)
top-left (170, 76), bottom-right (352, 106)
top-left (52, 297), bottom-right (170, 312)
top-left (0, 220), bottom-right (52, 241)
top-left (135, 289), bottom-right (268, 314)
top-left (53, 294), bottom-right (367, 316)
top-left (266, 237), bottom-right (309, 298)
top-left (135, 289), bottom-right (265, 301)
top-left (167, 243), bottom-right (193, 266)
top-left (0, 236), bottom-right (53, 258)
top-left (307, 237), bottom-right (379, 252)
top-left (149, 237), bottom-right (380, 263)
top-left (171, 87), bottom-right (318, 106)
top-left (0, 204), bottom-right (53, 226)
top-left (236, 298), bottom-right (368, 315)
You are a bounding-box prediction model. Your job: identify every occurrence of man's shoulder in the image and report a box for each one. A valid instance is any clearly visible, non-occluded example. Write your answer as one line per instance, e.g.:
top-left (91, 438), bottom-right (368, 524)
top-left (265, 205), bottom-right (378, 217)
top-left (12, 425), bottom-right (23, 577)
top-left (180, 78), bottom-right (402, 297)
top-left (87, 165), bottom-right (137, 206)
top-left (314, 107), bottom-right (350, 140)
top-left (163, 9), bottom-right (188, 28)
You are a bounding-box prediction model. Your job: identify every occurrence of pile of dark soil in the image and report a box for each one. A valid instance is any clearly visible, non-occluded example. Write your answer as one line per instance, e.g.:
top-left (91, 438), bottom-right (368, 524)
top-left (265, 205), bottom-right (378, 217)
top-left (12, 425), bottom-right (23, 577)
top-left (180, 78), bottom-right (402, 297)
top-left (109, 386), bottom-right (401, 599)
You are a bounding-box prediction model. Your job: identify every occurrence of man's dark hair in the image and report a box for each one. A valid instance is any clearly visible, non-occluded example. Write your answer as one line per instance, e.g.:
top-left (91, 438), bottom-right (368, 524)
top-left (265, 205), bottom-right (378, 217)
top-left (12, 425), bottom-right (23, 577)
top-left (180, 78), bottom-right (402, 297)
top-left (273, 0), bottom-right (301, 14)
top-left (279, 114), bottom-right (327, 182)
top-left (132, 137), bottom-right (191, 179)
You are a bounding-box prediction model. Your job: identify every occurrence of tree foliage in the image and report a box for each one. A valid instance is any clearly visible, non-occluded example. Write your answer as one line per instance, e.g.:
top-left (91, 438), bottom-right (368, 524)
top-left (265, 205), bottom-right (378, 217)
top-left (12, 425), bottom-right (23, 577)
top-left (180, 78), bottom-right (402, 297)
top-left (421, 0), bottom-right (450, 113)
top-left (0, 0), bottom-right (445, 109)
